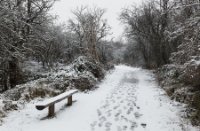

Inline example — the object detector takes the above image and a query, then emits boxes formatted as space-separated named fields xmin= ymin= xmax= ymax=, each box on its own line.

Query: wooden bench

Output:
xmin=35 ymin=89 xmax=78 ymax=117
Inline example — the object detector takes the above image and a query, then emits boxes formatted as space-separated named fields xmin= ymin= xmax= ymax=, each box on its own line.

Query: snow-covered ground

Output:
xmin=0 ymin=65 xmax=199 ymax=131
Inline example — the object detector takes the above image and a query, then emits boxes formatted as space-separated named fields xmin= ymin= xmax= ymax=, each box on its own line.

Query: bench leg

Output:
xmin=48 ymin=104 xmax=55 ymax=117
xmin=67 ymin=96 xmax=72 ymax=106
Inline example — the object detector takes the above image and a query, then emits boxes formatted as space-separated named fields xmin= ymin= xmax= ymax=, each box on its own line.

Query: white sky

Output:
xmin=51 ymin=0 xmax=143 ymax=40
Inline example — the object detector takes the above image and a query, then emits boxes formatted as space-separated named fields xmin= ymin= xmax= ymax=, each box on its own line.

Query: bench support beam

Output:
xmin=48 ymin=104 xmax=55 ymax=117
xmin=67 ymin=95 xmax=72 ymax=106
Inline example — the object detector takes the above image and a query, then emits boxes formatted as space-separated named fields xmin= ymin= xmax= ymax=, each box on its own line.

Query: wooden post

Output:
xmin=48 ymin=104 xmax=55 ymax=117
xmin=67 ymin=95 xmax=72 ymax=106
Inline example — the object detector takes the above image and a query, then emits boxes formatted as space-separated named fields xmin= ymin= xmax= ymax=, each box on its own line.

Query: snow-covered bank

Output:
xmin=0 ymin=65 xmax=199 ymax=131
xmin=134 ymin=69 xmax=198 ymax=131
xmin=0 ymin=56 xmax=106 ymax=119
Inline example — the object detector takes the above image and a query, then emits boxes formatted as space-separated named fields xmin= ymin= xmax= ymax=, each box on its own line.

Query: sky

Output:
xmin=51 ymin=0 xmax=143 ymax=41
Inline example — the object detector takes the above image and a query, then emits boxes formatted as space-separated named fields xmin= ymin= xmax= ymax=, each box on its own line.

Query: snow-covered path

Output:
xmin=0 ymin=65 xmax=198 ymax=131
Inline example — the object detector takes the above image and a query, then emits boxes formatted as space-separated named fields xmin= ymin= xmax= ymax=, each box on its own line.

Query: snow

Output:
xmin=36 ymin=89 xmax=78 ymax=106
xmin=23 ymin=61 xmax=44 ymax=73
xmin=0 ymin=65 xmax=199 ymax=131
xmin=194 ymin=60 xmax=200 ymax=65
xmin=134 ymin=70 xmax=196 ymax=131
xmin=187 ymin=58 xmax=200 ymax=66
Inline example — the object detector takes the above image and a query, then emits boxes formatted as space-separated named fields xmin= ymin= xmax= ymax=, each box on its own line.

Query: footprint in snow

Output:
xmin=115 ymin=112 xmax=120 ymax=118
xmin=121 ymin=116 xmax=129 ymax=122
xmin=90 ymin=121 xmax=97 ymax=131
xmin=105 ymin=122 xmax=112 ymax=131
xmin=127 ymin=109 xmax=131 ymax=115
xmin=97 ymin=109 xmax=102 ymax=116
xmin=115 ymin=116 xmax=119 ymax=121
xmin=122 ymin=125 xmax=128 ymax=131
xmin=134 ymin=112 xmax=143 ymax=119
xmin=141 ymin=123 xmax=147 ymax=128
xmin=107 ymin=112 xmax=111 ymax=117
xmin=105 ymin=122 xmax=112 ymax=127
xmin=101 ymin=104 xmax=108 ymax=109
xmin=130 ymin=122 xmax=138 ymax=129
xmin=99 ymin=116 xmax=107 ymax=123
xmin=113 ymin=105 xmax=119 ymax=110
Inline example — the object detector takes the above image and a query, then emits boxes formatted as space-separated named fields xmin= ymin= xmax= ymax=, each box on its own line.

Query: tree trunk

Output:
xmin=8 ymin=57 xmax=22 ymax=88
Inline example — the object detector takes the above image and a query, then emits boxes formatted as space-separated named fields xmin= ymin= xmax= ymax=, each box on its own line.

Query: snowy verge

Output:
xmin=0 ymin=56 xmax=110 ymax=124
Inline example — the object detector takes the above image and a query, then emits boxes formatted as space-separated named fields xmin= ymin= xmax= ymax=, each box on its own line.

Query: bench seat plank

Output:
xmin=36 ymin=89 xmax=78 ymax=110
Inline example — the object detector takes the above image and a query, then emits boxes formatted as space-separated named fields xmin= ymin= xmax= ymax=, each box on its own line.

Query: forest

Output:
xmin=0 ymin=0 xmax=117 ymax=92
xmin=120 ymin=0 xmax=200 ymax=125
xmin=0 ymin=0 xmax=200 ymax=130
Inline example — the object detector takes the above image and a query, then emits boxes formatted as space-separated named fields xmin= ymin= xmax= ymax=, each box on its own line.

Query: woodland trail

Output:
xmin=0 ymin=65 xmax=198 ymax=131
xmin=90 ymin=66 xmax=197 ymax=131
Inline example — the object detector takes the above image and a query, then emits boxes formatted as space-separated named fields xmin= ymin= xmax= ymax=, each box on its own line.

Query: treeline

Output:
xmin=0 ymin=1 xmax=114 ymax=92
xmin=120 ymin=0 xmax=200 ymax=68
xmin=120 ymin=0 xmax=200 ymax=124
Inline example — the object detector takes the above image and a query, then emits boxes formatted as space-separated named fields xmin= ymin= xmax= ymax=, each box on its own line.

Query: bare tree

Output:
xmin=33 ymin=24 xmax=69 ymax=67
xmin=120 ymin=0 xmax=171 ymax=68
xmin=0 ymin=0 xmax=57 ymax=91
xmin=68 ymin=6 xmax=111 ymax=61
